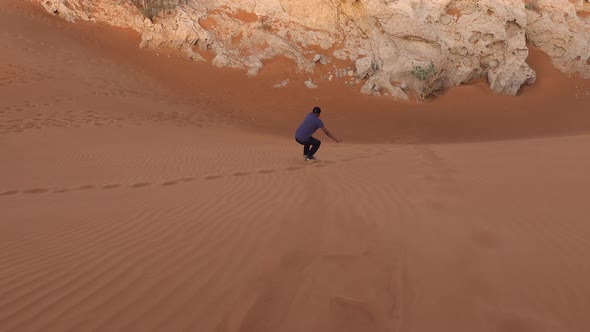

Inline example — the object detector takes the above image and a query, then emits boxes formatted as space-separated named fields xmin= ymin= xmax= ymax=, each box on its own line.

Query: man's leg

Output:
xmin=296 ymin=138 xmax=311 ymax=156
xmin=303 ymin=144 xmax=310 ymax=156
xmin=307 ymin=137 xmax=321 ymax=157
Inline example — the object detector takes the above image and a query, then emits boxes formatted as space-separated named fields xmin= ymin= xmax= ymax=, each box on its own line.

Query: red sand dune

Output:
xmin=2 ymin=1 xmax=590 ymax=331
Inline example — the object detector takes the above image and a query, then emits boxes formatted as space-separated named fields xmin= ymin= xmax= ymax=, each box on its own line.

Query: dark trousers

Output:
xmin=296 ymin=137 xmax=321 ymax=157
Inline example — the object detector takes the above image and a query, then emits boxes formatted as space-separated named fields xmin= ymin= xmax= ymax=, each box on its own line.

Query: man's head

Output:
xmin=312 ymin=106 xmax=321 ymax=117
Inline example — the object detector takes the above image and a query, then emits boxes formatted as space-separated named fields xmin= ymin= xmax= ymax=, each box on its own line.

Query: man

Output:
xmin=295 ymin=106 xmax=342 ymax=161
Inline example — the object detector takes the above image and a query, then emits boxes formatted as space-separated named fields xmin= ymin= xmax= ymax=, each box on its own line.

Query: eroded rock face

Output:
xmin=525 ymin=0 xmax=590 ymax=79
xmin=35 ymin=0 xmax=590 ymax=99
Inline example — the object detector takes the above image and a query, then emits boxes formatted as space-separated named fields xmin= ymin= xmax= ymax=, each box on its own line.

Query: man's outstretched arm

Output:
xmin=321 ymin=127 xmax=342 ymax=143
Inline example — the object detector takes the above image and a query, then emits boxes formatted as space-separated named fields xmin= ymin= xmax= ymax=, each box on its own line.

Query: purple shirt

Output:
xmin=295 ymin=113 xmax=324 ymax=142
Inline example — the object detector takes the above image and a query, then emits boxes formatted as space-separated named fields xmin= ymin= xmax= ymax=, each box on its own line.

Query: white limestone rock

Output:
xmin=33 ymin=0 xmax=590 ymax=97
xmin=304 ymin=79 xmax=318 ymax=89
xmin=274 ymin=79 xmax=290 ymax=88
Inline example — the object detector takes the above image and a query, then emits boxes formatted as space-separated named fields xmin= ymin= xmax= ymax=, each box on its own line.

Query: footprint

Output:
xmin=77 ymin=185 xmax=95 ymax=190
xmin=161 ymin=180 xmax=178 ymax=186
xmin=53 ymin=189 xmax=70 ymax=194
xmin=427 ymin=200 xmax=446 ymax=211
xmin=423 ymin=175 xmax=436 ymax=182
xmin=285 ymin=166 xmax=302 ymax=171
xmin=102 ymin=184 xmax=121 ymax=189
xmin=329 ymin=296 xmax=378 ymax=332
xmin=494 ymin=314 xmax=540 ymax=332
xmin=204 ymin=175 xmax=223 ymax=180
xmin=22 ymin=188 xmax=51 ymax=194
xmin=472 ymin=229 xmax=499 ymax=249
xmin=131 ymin=182 xmax=151 ymax=188
xmin=1 ymin=190 xmax=19 ymax=196
xmin=232 ymin=172 xmax=249 ymax=176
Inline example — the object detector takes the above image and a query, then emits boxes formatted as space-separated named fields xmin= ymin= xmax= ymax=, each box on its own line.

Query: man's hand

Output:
xmin=322 ymin=127 xmax=342 ymax=143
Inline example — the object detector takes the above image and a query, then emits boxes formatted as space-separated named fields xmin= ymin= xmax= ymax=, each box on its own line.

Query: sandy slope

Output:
xmin=2 ymin=1 xmax=590 ymax=331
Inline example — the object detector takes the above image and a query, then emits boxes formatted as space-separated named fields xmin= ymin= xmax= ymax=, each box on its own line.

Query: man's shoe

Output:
xmin=305 ymin=155 xmax=317 ymax=161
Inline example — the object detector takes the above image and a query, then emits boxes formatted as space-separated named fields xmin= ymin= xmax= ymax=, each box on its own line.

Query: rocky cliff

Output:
xmin=36 ymin=0 xmax=590 ymax=99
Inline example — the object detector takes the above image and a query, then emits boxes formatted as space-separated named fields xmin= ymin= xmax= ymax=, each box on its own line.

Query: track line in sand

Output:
xmin=0 ymin=145 xmax=395 ymax=197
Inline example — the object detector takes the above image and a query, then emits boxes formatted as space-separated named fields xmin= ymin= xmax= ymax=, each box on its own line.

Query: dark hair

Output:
xmin=312 ymin=106 xmax=321 ymax=114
